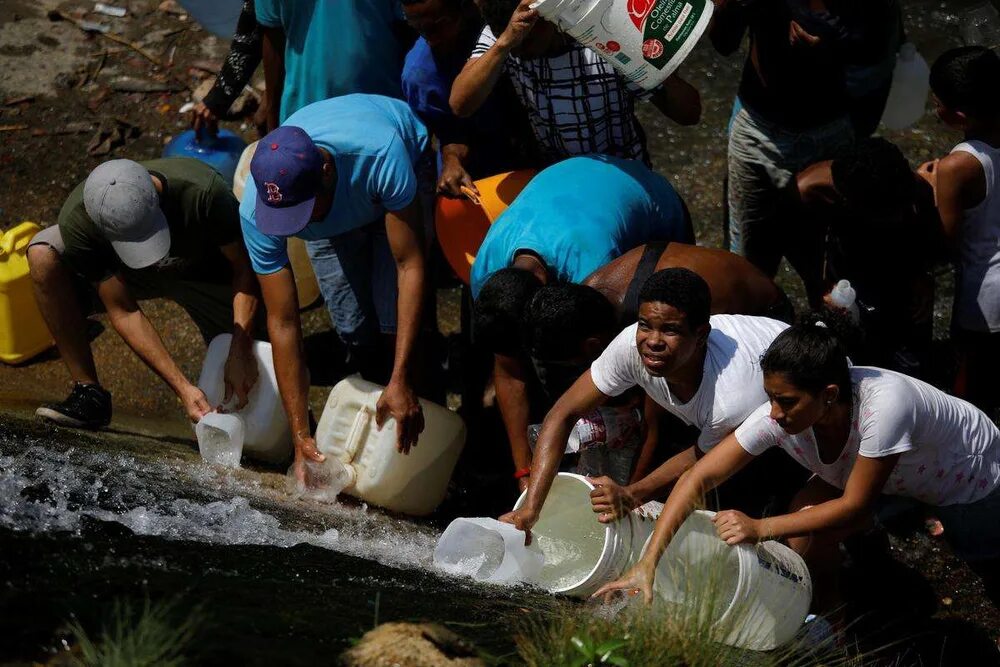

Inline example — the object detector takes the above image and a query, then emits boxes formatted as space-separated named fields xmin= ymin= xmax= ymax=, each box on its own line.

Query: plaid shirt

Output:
xmin=471 ymin=26 xmax=650 ymax=166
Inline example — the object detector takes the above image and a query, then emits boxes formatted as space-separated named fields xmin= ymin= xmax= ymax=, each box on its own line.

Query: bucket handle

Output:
xmin=459 ymin=185 xmax=482 ymax=206
xmin=0 ymin=222 xmax=40 ymax=257
xmin=343 ymin=405 xmax=372 ymax=462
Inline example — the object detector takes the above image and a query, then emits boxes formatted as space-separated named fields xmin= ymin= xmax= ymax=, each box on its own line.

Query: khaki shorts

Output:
xmin=30 ymin=226 xmax=263 ymax=343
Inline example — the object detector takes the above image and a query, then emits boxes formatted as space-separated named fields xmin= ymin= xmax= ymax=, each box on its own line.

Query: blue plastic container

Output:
xmin=162 ymin=129 xmax=247 ymax=185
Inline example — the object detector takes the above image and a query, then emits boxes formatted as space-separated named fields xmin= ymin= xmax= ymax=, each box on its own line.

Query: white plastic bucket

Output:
xmin=197 ymin=334 xmax=292 ymax=464
xmin=512 ymin=473 xmax=659 ymax=598
xmin=315 ymin=376 xmax=466 ymax=516
xmin=647 ymin=510 xmax=813 ymax=651
xmin=195 ymin=411 xmax=244 ymax=468
xmin=530 ymin=0 xmax=714 ymax=90
xmin=434 ymin=517 xmax=545 ymax=584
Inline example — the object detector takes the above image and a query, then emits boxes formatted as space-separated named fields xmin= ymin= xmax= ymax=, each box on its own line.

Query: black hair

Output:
xmin=930 ymin=46 xmax=1000 ymax=118
xmin=473 ymin=268 xmax=543 ymax=355
xmin=478 ymin=0 xmax=518 ymax=36
xmin=831 ymin=138 xmax=913 ymax=218
xmin=637 ymin=268 xmax=711 ymax=329
xmin=523 ymin=284 xmax=617 ymax=360
xmin=760 ymin=309 xmax=858 ymax=402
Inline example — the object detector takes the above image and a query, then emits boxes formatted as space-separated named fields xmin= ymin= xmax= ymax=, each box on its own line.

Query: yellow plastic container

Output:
xmin=0 ymin=222 xmax=54 ymax=364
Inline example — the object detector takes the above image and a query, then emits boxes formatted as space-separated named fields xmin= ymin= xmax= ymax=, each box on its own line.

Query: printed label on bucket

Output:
xmin=628 ymin=0 xmax=707 ymax=68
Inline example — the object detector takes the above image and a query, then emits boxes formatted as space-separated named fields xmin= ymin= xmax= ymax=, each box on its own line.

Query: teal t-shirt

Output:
xmin=470 ymin=156 xmax=688 ymax=297
xmin=255 ymin=0 xmax=405 ymax=122
xmin=240 ymin=95 xmax=429 ymax=274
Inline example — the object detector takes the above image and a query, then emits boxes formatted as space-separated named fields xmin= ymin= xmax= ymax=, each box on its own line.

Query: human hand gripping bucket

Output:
xmin=510 ymin=473 xmax=661 ymax=598
xmin=644 ymin=510 xmax=813 ymax=651
xmin=530 ymin=0 xmax=714 ymax=90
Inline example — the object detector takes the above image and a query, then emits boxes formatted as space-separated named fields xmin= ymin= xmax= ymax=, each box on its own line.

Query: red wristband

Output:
xmin=513 ymin=467 xmax=531 ymax=480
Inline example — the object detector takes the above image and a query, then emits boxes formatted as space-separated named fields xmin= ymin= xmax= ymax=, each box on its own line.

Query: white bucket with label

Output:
xmin=647 ymin=510 xmax=813 ymax=651
xmin=512 ymin=473 xmax=660 ymax=598
xmin=530 ymin=0 xmax=713 ymax=90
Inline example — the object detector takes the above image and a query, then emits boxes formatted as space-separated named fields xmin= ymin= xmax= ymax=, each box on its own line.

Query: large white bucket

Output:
xmin=513 ymin=473 xmax=659 ymax=598
xmin=196 ymin=334 xmax=292 ymax=464
xmin=530 ymin=0 xmax=714 ymax=90
xmin=648 ymin=510 xmax=812 ymax=651
xmin=315 ymin=377 xmax=466 ymax=516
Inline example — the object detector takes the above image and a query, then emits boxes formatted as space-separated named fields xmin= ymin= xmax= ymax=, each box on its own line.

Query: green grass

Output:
xmin=514 ymin=552 xmax=870 ymax=667
xmin=67 ymin=598 xmax=201 ymax=667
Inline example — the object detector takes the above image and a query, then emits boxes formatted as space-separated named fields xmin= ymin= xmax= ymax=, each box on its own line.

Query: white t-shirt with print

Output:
xmin=735 ymin=367 xmax=1000 ymax=506
xmin=591 ymin=314 xmax=789 ymax=452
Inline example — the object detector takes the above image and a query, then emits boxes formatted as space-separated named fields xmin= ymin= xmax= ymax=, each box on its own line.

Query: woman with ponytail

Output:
xmin=595 ymin=314 xmax=1000 ymax=615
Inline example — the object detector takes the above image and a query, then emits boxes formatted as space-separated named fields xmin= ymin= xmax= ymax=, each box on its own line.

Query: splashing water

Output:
xmin=0 ymin=445 xmax=440 ymax=572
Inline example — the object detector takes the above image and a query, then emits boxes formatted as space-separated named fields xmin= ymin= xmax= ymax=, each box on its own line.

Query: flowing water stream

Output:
xmin=0 ymin=415 xmax=559 ymax=663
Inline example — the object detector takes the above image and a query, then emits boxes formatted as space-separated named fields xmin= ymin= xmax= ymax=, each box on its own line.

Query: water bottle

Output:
xmin=829 ymin=279 xmax=860 ymax=324
xmin=529 ymin=407 xmax=642 ymax=484
xmin=162 ymin=129 xmax=247 ymax=184
xmin=880 ymin=43 xmax=930 ymax=131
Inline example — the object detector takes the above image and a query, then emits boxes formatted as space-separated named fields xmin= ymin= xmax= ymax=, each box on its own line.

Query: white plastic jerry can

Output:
xmin=315 ymin=376 xmax=467 ymax=516
xmin=880 ymin=43 xmax=930 ymax=131
xmin=197 ymin=334 xmax=293 ymax=464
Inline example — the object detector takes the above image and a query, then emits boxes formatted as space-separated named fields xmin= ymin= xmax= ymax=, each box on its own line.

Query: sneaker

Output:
xmin=36 ymin=382 xmax=112 ymax=429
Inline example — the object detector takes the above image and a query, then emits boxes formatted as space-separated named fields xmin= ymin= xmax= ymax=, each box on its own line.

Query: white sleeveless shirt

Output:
xmin=951 ymin=140 xmax=1000 ymax=332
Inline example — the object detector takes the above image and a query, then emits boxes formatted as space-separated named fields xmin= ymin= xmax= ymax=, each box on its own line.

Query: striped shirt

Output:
xmin=470 ymin=26 xmax=650 ymax=165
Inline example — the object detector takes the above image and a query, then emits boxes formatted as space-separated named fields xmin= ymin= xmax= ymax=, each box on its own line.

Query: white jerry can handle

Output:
xmin=343 ymin=405 xmax=373 ymax=461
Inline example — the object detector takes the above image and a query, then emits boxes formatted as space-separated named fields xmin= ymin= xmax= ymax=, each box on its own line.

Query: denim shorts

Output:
xmin=727 ymin=107 xmax=855 ymax=276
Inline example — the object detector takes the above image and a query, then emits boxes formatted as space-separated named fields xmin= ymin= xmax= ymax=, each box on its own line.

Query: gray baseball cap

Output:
xmin=83 ymin=159 xmax=170 ymax=269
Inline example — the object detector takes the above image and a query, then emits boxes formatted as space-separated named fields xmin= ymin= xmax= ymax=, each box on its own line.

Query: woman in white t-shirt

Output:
xmin=595 ymin=321 xmax=1000 ymax=614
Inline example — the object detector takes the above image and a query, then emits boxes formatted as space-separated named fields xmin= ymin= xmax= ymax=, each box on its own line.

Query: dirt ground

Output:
xmin=0 ymin=0 xmax=999 ymax=663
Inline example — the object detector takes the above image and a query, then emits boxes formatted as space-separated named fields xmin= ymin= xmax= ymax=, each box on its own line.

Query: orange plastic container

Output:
xmin=435 ymin=169 xmax=537 ymax=284
xmin=0 ymin=222 xmax=54 ymax=364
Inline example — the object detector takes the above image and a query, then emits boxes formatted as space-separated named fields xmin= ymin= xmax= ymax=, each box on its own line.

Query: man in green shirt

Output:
xmin=27 ymin=158 xmax=262 ymax=428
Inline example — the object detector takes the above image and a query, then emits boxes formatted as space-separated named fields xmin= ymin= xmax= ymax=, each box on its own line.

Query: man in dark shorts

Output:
xmin=28 ymin=158 xmax=262 ymax=428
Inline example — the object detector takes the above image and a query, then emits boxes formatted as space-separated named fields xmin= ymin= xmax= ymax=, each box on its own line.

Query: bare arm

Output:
xmin=630 ymin=396 xmax=663 ymax=484
xmin=499 ymin=370 xmax=610 ymax=541
xmin=648 ymin=72 xmax=701 ymax=126
xmin=258 ymin=266 xmax=322 ymax=466
xmin=745 ymin=454 xmax=897 ymax=543
xmin=437 ymin=143 xmax=478 ymax=198
xmin=261 ymin=26 xmax=285 ymax=132
xmin=593 ymin=432 xmax=755 ymax=602
xmin=97 ymin=275 xmax=210 ymax=421
xmin=377 ymin=199 xmax=427 ymax=453
xmin=450 ymin=0 xmax=537 ymax=117
xmin=494 ymin=353 xmax=535 ymax=485
xmin=628 ymin=445 xmax=699 ymax=504
xmin=219 ymin=241 xmax=261 ymax=408
xmin=933 ymin=152 xmax=986 ymax=246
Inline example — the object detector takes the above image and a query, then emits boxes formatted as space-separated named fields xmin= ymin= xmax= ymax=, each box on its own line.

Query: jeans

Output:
xmin=727 ymin=107 xmax=855 ymax=276
xmin=305 ymin=149 xmax=436 ymax=352
xmin=306 ymin=221 xmax=398 ymax=349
